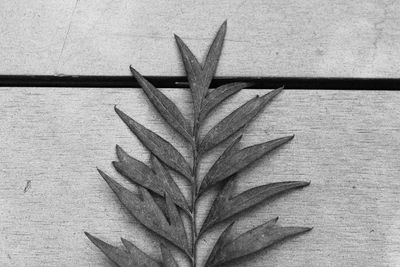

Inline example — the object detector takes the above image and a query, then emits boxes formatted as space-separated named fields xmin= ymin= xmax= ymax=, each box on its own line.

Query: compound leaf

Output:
xmin=199 ymin=87 xmax=283 ymax=153
xmin=207 ymin=217 xmax=311 ymax=266
xmin=199 ymin=135 xmax=294 ymax=195
xmin=112 ymin=145 xmax=190 ymax=214
xmin=115 ymin=106 xmax=192 ymax=182
xmin=84 ymin=233 xmax=160 ymax=267
xmin=200 ymin=179 xmax=310 ymax=235
xmin=97 ymin=170 xmax=191 ymax=256
xmin=199 ymin=82 xmax=252 ymax=122
xmin=130 ymin=66 xmax=193 ymax=143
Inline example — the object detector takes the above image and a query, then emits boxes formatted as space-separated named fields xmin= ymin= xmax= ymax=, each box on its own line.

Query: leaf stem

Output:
xmin=191 ymin=121 xmax=200 ymax=267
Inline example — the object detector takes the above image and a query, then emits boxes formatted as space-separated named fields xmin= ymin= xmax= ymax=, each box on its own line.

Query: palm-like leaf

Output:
xmin=87 ymin=21 xmax=311 ymax=267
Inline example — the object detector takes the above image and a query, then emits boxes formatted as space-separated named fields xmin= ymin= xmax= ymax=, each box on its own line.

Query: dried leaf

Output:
xmin=199 ymin=87 xmax=283 ymax=153
xmin=207 ymin=217 xmax=312 ymax=266
xmin=84 ymin=233 xmax=160 ymax=267
xmin=160 ymin=243 xmax=178 ymax=267
xmin=115 ymin=106 xmax=192 ymax=182
xmin=121 ymin=238 xmax=161 ymax=267
xmin=97 ymin=170 xmax=191 ymax=256
xmin=165 ymin=191 xmax=188 ymax=248
xmin=201 ymin=21 xmax=227 ymax=99
xmin=200 ymin=180 xmax=310 ymax=235
xmin=89 ymin=22 xmax=311 ymax=266
xmin=130 ymin=66 xmax=193 ymax=143
xmin=214 ymin=134 xmax=242 ymax=165
xmin=205 ymin=221 xmax=236 ymax=267
xmin=199 ymin=135 xmax=294 ymax=195
xmin=112 ymin=145 xmax=190 ymax=213
xmin=175 ymin=34 xmax=203 ymax=119
xmin=199 ymin=82 xmax=252 ymax=122
xmin=150 ymin=155 xmax=191 ymax=212
xmin=175 ymin=21 xmax=227 ymax=120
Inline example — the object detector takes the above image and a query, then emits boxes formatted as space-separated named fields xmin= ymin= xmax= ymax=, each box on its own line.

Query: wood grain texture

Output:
xmin=1 ymin=87 xmax=400 ymax=266
xmin=1 ymin=0 xmax=400 ymax=77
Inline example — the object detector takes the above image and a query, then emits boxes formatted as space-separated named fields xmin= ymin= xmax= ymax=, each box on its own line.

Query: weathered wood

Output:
xmin=1 ymin=0 xmax=400 ymax=77
xmin=1 ymin=87 xmax=400 ymax=266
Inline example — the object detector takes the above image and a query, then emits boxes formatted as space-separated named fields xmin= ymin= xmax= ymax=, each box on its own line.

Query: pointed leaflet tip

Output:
xmin=85 ymin=232 xmax=109 ymax=251
xmin=259 ymin=86 xmax=284 ymax=104
xmin=97 ymin=168 xmax=108 ymax=181
xmin=114 ymin=107 xmax=193 ymax=181
xmin=84 ymin=231 xmax=93 ymax=240
xmin=98 ymin=172 xmax=191 ymax=256
xmin=200 ymin=179 xmax=309 ymax=235
xmin=200 ymin=135 xmax=295 ymax=194
xmin=201 ymin=20 xmax=228 ymax=99
xmin=175 ymin=31 xmax=204 ymax=119
xmin=129 ymin=66 xmax=193 ymax=142
xmin=115 ymin=144 xmax=126 ymax=161
xmin=85 ymin=233 xmax=140 ymax=267
xmin=120 ymin=237 xmax=132 ymax=250
xmin=209 ymin=217 xmax=311 ymax=266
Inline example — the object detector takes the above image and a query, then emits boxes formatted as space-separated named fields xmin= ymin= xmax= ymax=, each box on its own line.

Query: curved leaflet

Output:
xmin=130 ymin=66 xmax=193 ymax=143
xmin=206 ymin=217 xmax=311 ymax=266
xmin=160 ymin=244 xmax=179 ymax=267
xmin=199 ymin=82 xmax=252 ymax=122
xmin=97 ymin=170 xmax=191 ymax=256
xmin=84 ymin=233 xmax=160 ymax=267
xmin=199 ymin=87 xmax=283 ymax=153
xmin=115 ymin=106 xmax=192 ymax=182
xmin=87 ymin=21 xmax=312 ymax=267
xmin=175 ymin=34 xmax=203 ymax=119
xmin=200 ymin=179 xmax=310 ymax=235
xmin=112 ymin=145 xmax=190 ymax=213
xmin=175 ymin=21 xmax=227 ymax=120
xmin=199 ymin=135 xmax=294 ymax=195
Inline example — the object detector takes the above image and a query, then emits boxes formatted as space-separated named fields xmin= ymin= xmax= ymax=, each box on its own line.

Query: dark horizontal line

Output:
xmin=0 ymin=75 xmax=399 ymax=90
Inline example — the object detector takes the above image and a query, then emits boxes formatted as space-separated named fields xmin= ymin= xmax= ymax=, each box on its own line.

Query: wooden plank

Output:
xmin=1 ymin=88 xmax=400 ymax=266
xmin=1 ymin=1 xmax=400 ymax=77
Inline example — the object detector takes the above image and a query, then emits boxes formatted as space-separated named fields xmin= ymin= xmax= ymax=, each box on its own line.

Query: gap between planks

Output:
xmin=1 ymin=75 xmax=400 ymax=90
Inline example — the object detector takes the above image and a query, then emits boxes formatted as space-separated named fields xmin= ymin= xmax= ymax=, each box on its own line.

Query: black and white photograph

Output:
xmin=1 ymin=1 xmax=400 ymax=266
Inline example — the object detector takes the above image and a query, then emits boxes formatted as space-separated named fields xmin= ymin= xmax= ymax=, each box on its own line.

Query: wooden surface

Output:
xmin=1 ymin=0 xmax=400 ymax=77
xmin=1 ymin=87 xmax=400 ymax=266
xmin=2 ymin=1 xmax=400 ymax=266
